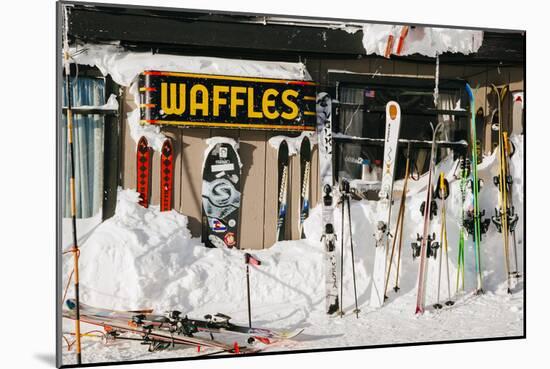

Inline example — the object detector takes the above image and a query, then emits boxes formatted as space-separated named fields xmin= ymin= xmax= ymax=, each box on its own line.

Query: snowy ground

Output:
xmin=61 ymin=136 xmax=524 ymax=366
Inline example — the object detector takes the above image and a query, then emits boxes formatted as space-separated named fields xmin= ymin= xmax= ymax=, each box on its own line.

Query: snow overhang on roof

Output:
xmin=69 ymin=44 xmax=312 ymax=87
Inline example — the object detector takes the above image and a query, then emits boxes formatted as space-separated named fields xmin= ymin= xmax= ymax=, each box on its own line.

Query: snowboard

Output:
xmin=316 ymin=93 xmax=339 ymax=315
xmin=160 ymin=138 xmax=174 ymax=212
xmin=201 ymin=141 xmax=242 ymax=249
xmin=276 ymin=140 xmax=290 ymax=242
xmin=299 ymin=136 xmax=312 ymax=238
xmin=370 ymin=101 xmax=402 ymax=308
xmin=136 ymin=136 xmax=152 ymax=208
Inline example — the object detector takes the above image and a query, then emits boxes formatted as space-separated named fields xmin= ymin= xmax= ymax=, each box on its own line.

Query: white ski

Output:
xmin=317 ymin=93 xmax=339 ymax=315
xmin=370 ymin=101 xmax=402 ymax=308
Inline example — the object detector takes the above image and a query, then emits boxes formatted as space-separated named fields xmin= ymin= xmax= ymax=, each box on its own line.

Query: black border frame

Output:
xmin=55 ymin=1 xmax=527 ymax=368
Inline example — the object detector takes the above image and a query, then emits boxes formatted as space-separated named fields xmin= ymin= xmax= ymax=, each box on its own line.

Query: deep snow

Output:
xmin=61 ymin=136 xmax=524 ymax=366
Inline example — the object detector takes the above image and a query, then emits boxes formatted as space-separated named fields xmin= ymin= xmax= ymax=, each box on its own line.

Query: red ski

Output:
xmin=160 ymin=139 xmax=174 ymax=212
xmin=136 ymin=136 xmax=152 ymax=208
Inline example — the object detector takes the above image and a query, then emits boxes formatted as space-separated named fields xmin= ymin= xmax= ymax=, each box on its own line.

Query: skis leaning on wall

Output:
xmin=316 ymin=92 xmax=339 ymax=315
xmin=299 ymin=136 xmax=312 ymax=238
xmin=276 ymin=140 xmax=290 ymax=242
xmin=413 ymin=121 xmax=443 ymax=314
xmin=370 ymin=101 xmax=402 ymax=308
xmin=136 ymin=136 xmax=152 ymax=208
xmin=491 ymin=84 xmax=520 ymax=293
xmin=160 ymin=138 xmax=174 ymax=212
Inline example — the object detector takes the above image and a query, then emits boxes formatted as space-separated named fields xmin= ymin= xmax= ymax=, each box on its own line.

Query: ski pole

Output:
xmin=339 ymin=182 xmax=345 ymax=317
xmin=63 ymin=6 xmax=82 ymax=364
xmin=244 ymin=253 xmax=261 ymax=328
xmin=345 ymin=189 xmax=360 ymax=318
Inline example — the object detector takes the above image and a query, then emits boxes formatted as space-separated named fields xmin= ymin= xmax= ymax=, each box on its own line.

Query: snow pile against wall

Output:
xmin=362 ymin=24 xmax=483 ymax=58
xmin=64 ymin=136 xmax=522 ymax=321
xmin=69 ymin=44 xmax=312 ymax=151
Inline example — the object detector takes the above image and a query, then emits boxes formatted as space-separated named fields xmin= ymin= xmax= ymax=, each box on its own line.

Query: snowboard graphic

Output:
xmin=136 ymin=136 xmax=152 ymax=208
xmin=299 ymin=136 xmax=311 ymax=238
xmin=160 ymin=139 xmax=174 ymax=212
xmin=276 ymin=140 xmax=290 ymax=242
xmin=201 ymin=142 xmax=242 ymax=248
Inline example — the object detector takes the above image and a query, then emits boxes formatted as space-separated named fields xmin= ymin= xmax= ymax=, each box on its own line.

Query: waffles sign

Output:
xmin=139 ymin=71 xmax=316 ymax=131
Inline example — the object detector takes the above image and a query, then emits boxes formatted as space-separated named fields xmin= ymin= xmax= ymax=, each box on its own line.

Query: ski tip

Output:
xmin=465 ymin=83 xmax=474 ymax=100
xmin=415 ymin=306 xmax=424 ymax=315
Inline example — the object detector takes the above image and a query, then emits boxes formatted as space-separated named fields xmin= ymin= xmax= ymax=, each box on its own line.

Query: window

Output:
xmin=332 ymin=73 xmax=469 ymax=182
xmin=62 ymin=76 xmax=106 ymax=218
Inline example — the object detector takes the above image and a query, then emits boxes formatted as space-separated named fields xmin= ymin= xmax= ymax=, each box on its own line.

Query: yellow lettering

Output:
xmin=281 ymin=90 xmax=299 ymax=120
xmin=230 ymin=86 xmax=247 ymax=118
xmin=262 ymin=89 xmax=279 ymax=120
xmin=161 ymin=82 xmax=186 ymax=115
xmin=190 ymin=84 xmax=209 ymax=116
xmin=213 ymin=85 xmax=229 ymax=116
xmin=247 ymin=87 xmax=263 ymax=119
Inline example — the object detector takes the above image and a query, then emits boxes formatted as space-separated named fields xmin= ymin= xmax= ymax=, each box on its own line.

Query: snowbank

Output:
xmin=63 ymin=136 xmax=523 ymax=323
xmin=362 ymin=24 xmax=483 ymax=58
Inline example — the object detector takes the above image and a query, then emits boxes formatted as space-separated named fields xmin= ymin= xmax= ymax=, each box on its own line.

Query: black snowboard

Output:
xmin=201 ymin=142 xmax=242 ymax=248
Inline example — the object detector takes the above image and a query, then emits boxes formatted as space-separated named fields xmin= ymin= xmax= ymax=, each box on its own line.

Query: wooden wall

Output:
xmin=120 ymin=57 xmax=523 ymax=250
xmin=121 ymin=86 xmax=320 ymax=250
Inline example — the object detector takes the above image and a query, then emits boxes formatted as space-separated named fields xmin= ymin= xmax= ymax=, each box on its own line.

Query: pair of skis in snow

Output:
xmin=490 ymin=84 xmax=520 ymax=293
xmin=136 ymin=137 xmax=174 ymax=211
xmin=317 ymin=94 xmax=402 ymax=314
xmin=63 ymin=299 xmax=302 ymax=354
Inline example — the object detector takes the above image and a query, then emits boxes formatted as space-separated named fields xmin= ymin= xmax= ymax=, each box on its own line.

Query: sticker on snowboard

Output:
xmin=201 ymin=142 xmax=241 ymax=248
xmin=136 ymin=136 xmax=152 ymax=208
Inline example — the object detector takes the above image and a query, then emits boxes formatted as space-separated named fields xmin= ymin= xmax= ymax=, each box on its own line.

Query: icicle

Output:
xmin=433 ymin=54 xmax=440 ymax=108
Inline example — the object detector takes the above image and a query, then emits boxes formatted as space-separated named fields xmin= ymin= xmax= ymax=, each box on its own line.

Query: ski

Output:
xmin=276 ymin=140 xmax=290 ymax=242
xmin=413 ymin=121 xmax=444 ymax=314
xmin=299 ymin=136 xmax=312 ymax=238
xmin=65 ymin=299 xmax=302 ymax=342
xmin=136 ymin=136 xmax=152 ymax=208
xmin=433 ymin=172 xmax=454 ymax=308
xmin=160 ymin=138 xmax=174 ymax=212
xmin=466 ymin=84 xmax=485 ymax=295
xmin=316 ymin=93 xmax=339 ymax=315
xmin=455 ymin=156 xmax=469 ymax=293
xmin=371 ymin=101 xmax=402 ymax=308
xmin=491 ymin=85 xmax=519 ymax=292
